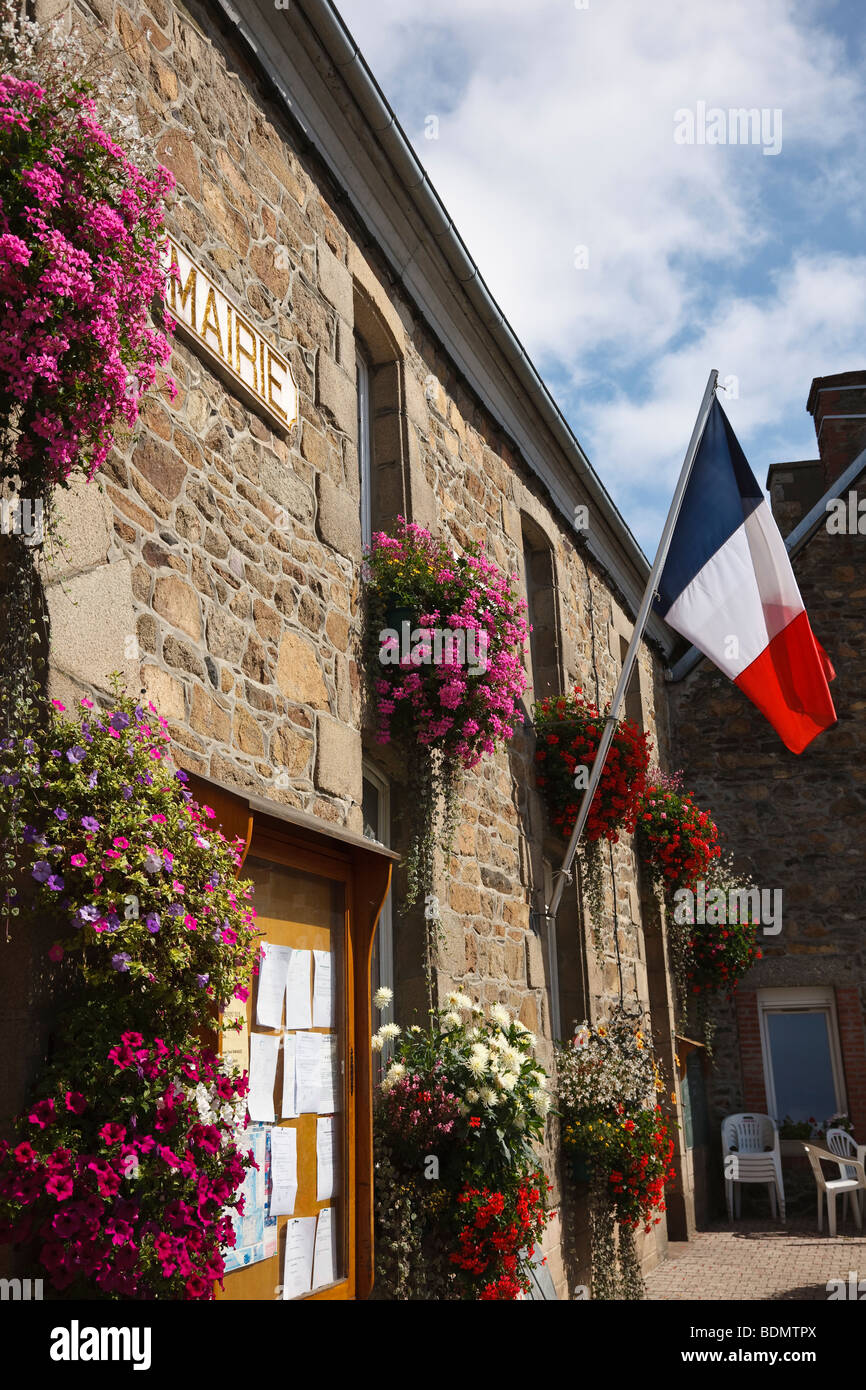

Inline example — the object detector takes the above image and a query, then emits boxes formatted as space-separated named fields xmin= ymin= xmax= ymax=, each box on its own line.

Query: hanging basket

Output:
xmin=532 ymin=689 xmax=649 ymax=843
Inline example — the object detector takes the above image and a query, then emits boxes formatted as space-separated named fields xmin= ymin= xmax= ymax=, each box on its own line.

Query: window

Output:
xmin=353 ymin=282 xmax=411 ymax=535
xmin=362 ymin=766 xmax=393 ymax=1043
xmin=521 ymin=517 xmax=561 ymax=699
xmin=618 ymin=634 xmax=644 ymax=730
xmin=758 ymin=988 xmax=846 ymax=1127
xmin=356 ymin=347 xmax=373 ymax=550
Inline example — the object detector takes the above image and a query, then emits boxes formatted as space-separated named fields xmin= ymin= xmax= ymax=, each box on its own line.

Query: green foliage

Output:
xmin=0 ymin=682 xmax=259 ymax=1041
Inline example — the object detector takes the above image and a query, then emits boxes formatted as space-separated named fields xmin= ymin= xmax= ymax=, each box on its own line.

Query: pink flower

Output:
xmin=69 ymin=853 xmax=87 ymax=867
xmin=45 ymin=1173 xmax=74 ymax=1201
xmin=98 ymin=1122 xmax=126 ymax=1146
xmin=28 ymin=1098 xmax=55 ymax=1128
xmin=48 ymin=943 xmax=64 ymax=962
xmin=65 ymin=1091 xmax=86 ymax=1114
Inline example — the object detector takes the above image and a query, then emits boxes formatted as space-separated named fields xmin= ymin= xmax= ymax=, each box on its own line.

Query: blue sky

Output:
xmin=337 ymin=0 xmax=866 ymax=556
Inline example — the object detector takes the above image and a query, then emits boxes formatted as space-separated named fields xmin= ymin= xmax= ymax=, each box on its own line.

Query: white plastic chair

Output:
xmin=721 ymin=1113 xmax=786 ymax=1222
xmin=804 ymin=1144 xmax=865 ymax=1236
xmin=822 ymin=1128 xmax=861 ymax=1228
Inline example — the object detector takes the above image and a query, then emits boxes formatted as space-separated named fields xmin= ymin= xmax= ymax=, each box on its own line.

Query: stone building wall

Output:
xmin=13 ymin=0 xmax=689 ymax=1293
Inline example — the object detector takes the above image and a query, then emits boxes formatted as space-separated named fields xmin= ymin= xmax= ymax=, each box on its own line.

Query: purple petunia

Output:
xmin=46 ymin=875 xmax=64 ymax=892
xmin=0 ymin=772 xmax=20 ymax=787
xmin=53 ymin=807 xmax=67 ymax=821
xmin=109 ymin=712 xmax=130 ymax=731
xmin=22 ymin=826 xmax=42 ymax=844
xmin=66 ymin=746 xmax=86 ymax=764
xmin=143 ymin=853 xmax=162 ymax=875
xmin=120 ymin=785 xmax=133 ymax=801
xmin=166 ymin=903 xmax=184 ymax=917
xmin=87 ymin=770 xmax=98 ymax=789
xmin=195 ymin=974 xmax=209 ymax=988
xmin=144 ymin=914 xmax=160 ymax=934
xmin=31 ymin=861 xmax=52 ymax=883
xmin=81 ymin=817 xmax=99 ymax=833
xmin=111 ymin=954 xmax=131 ymax=972
xmin=76 ymin=904 xmax=100 ymax=924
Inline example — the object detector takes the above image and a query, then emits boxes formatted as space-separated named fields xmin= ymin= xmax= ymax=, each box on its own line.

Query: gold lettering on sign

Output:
xmin=234 ymin=311 xmax=258 ymax=394
xmin=161 ymin=236 xmax=297 ymax=432
xmin=200 ymin=286 xmax=223 ymax=356
xmin=267 ymin=352 xmax=288 ymax=420
xmin=168 ymin=250 xmax=197 ymax=328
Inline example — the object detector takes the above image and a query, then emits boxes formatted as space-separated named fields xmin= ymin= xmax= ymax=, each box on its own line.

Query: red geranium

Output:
xmin=636 ymin=783 xmax=720 ymax=895
xmin=532 ymin=689 xmax=650 ymax=842
xmin=450 ymin=1174 xmax=553 ymax=1299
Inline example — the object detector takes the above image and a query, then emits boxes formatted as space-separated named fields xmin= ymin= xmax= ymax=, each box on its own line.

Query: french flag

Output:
xmin=654 ymin=398 xmax=836 ymax=753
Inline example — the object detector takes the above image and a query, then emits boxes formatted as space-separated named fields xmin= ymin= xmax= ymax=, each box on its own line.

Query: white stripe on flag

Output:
xmin=664 ymin=500 xmax=804 ymax=679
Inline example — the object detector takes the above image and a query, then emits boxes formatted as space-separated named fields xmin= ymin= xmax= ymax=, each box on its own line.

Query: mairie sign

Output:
xmin=162 ymin=237 xmax=298 ymax=432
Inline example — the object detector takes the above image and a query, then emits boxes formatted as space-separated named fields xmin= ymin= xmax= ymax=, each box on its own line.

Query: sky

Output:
xmin=336 ymin=0 xmax=866 ymax=557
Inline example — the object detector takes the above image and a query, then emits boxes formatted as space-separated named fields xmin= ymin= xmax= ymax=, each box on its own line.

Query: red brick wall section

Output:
xmin=736 ymin=991 xmax=769 ymax=1114
xmin=835 ymin=987 xmax=866 ymax=1141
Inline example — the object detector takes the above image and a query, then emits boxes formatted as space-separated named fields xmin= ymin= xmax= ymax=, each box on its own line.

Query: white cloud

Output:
xmin=336 ymin=0 xmax=866 ymax=550
xmin=583 ymin=254 xmax=866 ymax=544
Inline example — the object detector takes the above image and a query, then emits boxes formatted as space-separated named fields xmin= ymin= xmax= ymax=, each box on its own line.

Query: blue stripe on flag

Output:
xmin=653 ymin=398 xmax=764 ymax=617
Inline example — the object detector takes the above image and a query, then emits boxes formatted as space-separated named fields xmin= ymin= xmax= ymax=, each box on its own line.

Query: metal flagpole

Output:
xmin=546 ymin=368 xmax=719 ymax=922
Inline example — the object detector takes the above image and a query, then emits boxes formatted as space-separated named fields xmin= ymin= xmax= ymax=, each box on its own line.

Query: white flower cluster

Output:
xmin=372 ymin=986 xmax=401 ymax=1054
xmin=373 ymin=988 xmax=551 ymax=1119
xmin=558 ymin=1015 xmax=658 ymax=1114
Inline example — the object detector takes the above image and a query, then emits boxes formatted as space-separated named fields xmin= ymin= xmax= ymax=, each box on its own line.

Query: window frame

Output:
xmin=362 ymin=763 xmax=393 ymax=1010
xmin=757 ymin=986 xmax=847 ymax=1125
xmin=356 ymin=345 xmax=373 ymax=550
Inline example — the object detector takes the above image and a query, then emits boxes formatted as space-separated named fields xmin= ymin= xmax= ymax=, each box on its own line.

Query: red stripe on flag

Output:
xmin=734 ymin=610 xmax=837 ymax=754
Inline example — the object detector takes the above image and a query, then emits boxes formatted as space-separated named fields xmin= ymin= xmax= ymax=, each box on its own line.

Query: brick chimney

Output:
xmin=807 ymin=370 xmax=866 ymax=487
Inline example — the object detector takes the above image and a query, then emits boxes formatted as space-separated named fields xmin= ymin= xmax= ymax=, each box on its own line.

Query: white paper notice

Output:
xmin=312 ymin=1206 xmax=337 ymax=1290
xmin=316 ymin=1117 xmax=336 ymax=1201
xmin=247 ymin=1032 xmax=280 ymax=1122
xmin=295 ymin=1031 xmax=324 ymax=1114
xmin=312 ymin=950 xmax=334 ymax=1028
xmin=269 ymin=1126 xmax=298 ymax=1216
xmin=255 ymin=942 xmax=292 ymax=1029
xmin=321 ymin=1035 xmax=341 ymax=1115
xmin=285 ymin=949 xmax=312 ymax=1030
xmin=282 ymin=1216 xmax=316 ymax=1301
xmin=281 ymin=1033 xmax=298 ymax=1119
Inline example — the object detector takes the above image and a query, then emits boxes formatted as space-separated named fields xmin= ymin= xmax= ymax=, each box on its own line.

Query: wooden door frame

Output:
xmin=187 ymin=776 xmax=393 ymax=1301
